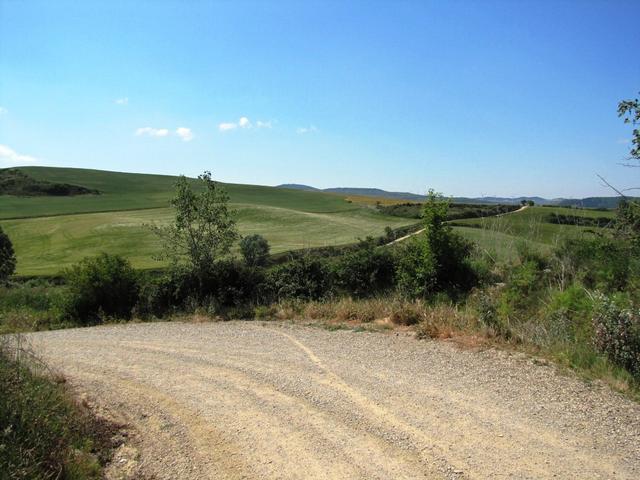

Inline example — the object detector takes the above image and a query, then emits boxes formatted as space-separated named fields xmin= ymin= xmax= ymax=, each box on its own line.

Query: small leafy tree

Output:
xmin=0 ymin=226 xmax=16 ymax=281
xmin=396 ymin=189 xmax=476 ymax=297
xmin=240 ymin=234 xmax=270 ymax=267
xmin=151 ymin=171 xmax=239 ymax=282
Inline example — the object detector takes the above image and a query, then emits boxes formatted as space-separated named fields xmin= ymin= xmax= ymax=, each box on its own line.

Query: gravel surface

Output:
xmin=26 ymin=321 xmax=640 ymax=479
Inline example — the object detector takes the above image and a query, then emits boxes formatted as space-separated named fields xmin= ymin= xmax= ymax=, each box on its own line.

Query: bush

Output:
xmin=267 ymin=256 xmax=333 ymax=301
xmin=553 ymin=237 xmax=634 ymax=292
xmin=62 ymin=254 xmax=139 ymax=324
xmin=137 ymin=261 xmax=265 ymax=317
xmin=395 ymin=191 xmax=478 ymax=298
xmin=333 ymin=238 xmax=395 ymax=297
xmin=240 ymin=234 xmax=270 ymax=267
xmin=592 ymin=296 xmax=640 ymax=378
xmin=0 ymin=281 xmax=66 ymax=333
xmin=545 ymin=285 xmax=593 ymax=344
xmin=0 ymin=226 xmax=16 ymax=282
xmin=395 ymin=237 xmax=437 ymax=298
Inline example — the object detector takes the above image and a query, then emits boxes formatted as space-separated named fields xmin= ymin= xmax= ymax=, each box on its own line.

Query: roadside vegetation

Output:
xmin=0 ymin=337 xmax=116 ymax=479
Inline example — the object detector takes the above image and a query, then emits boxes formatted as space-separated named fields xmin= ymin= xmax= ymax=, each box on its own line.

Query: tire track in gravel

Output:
xmin=26 ymin=321 xmax=640 ymax=479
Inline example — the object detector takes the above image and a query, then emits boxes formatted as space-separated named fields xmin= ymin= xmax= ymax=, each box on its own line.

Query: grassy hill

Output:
xmin=2 ymin=167 xmax=355 ymax=220
xmin=1 ymin=167 xmax=416 ymax=275
xmin=452 ymin=206 xmax=616 ymax=261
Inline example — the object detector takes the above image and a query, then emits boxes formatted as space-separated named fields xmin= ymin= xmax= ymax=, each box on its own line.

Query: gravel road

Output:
xmin=27 ymin=321 xmax=640 ymax=479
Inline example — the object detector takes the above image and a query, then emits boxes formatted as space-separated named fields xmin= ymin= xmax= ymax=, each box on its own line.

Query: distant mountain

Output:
xmin=556 ymin=197 xmax=638 ymax=209
xmin=276 ymin=184 xmax=628 ymax=209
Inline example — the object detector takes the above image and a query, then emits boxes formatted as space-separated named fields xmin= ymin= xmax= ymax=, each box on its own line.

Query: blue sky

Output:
xmin=1 ymin=0 xmax=638 ymax=198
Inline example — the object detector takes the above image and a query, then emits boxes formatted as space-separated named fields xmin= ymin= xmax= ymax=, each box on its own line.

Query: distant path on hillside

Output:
xmin=387 ymin=204 xmax=529 ymax=245
xmin=28 ymin=322 xmax=639 ymax=479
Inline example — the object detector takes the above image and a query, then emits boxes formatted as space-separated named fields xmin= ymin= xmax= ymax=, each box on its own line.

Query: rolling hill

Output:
xmin=0 ymin=167 xmax=417 ymax=275
xmin=277 ymin=184 xmax=631 ymax=208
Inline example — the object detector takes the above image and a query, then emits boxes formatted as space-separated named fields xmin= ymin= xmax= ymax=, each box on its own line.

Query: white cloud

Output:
xmin=0 ymin=107 xmax=7 ymax=115
xmin=218 ymin=122 xmax=238 ymax=131
xmin=0 ymin=144 xmax=40 ymax=167
xmin=115 ymin=97 xmax=129 ymax=105
xmin=135 ymin=127 xmax=169 ymax=137
xmin=256 ymin=120 xmax=272 ymax=129
xmin=218 ymin=116 xmax=259 ymax=132
xmin=296 ymin=125 xmax=318 ymax=134
xmin=176 ymin=127 xmax=194 ymax=142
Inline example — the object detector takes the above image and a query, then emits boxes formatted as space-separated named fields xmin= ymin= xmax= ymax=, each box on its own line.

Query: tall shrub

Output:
xmin=63 ymin=254 xmax=139 ymax=324
xmin=334 ymin=238 xmax=395 ymax=297
xmin=0 ymin=226 xmax=16 ymax=282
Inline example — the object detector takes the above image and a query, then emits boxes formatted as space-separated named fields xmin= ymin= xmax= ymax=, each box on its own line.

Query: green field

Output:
xmin=452 ymin=206 xmax=615 ymax=261
xmin=0 ymin=167 xmax=617 ymax=275
xmin=0 ymin=167 xmax=416 ymax=275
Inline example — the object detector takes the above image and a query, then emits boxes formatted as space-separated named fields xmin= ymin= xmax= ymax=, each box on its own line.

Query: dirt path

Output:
xmin=27 ymin=322 xmax=639 ymax=479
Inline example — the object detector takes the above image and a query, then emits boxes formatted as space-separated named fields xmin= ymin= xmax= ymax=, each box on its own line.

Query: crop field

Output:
xmin=0 ymin=167 xmax=416 ymax=275
xmin=452 ymin=206 xmax=615 ymax=261
xmin=0 ymin=167 xmax=618 ymax=275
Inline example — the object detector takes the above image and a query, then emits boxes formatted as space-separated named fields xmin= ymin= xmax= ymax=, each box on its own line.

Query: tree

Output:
xmin=396 ymin=189 xmax=476 ymax=297
xmin=151 ymin=171 xmax=239 ymax=281
xmin=240 ymin=234 xmax=270 ymax=267
xmin=614 ymin=93 xmax=640 ymax=244
xmin=618 ymin=93 xmax=640 ymax=164
xmin=0 ymin=226 xmax=16 ymax=281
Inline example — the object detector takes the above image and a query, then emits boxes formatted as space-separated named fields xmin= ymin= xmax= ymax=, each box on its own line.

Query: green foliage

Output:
xmin=151 ymin=171 xmax=239 ymax=280
xmin=379 ymin=201 xmax=519 ymax=220
xmin=593 ymin=295 xmax=640 ymax=378
xmin=422 ymin=189 xmax=449 ymax=231
xmin=0 ymin=226 xmax=16 ymax=282
xmin=0 ymin=349 xmax=101 ymax=479
xmin=0 ymin=168 xmax=99 ymax=197
xmin=553 ymin=237 xmax=635 ymax=292
xmin=546 ymin=213 xmax=613 ymax=228
xmin=62 ymin=254 xmax=139 ymax=324
xmin=615 ymin=199 xmax=640 ymax=248
xmin=240 ymin=234 xmax=270 ymax=267
xmin=476 ymin=291 xmax=507 ymax=335
xmin=0 ymin=281 xmax=66 ymax=334
xmin=396 ymin=190 xmax=477 ymax=298
xmin=267 ymin=256 xmax=333 ymax=301
xmin=618 ymin=92 xmax=639 ymax=161
xmin=395 ymin=237 xmax=436 ymax=298
xmin=136 ymin=260 xmax=265 ymax=317
xmin=545 ymin=284 xmax=594 ymax=344
xmin=333 ymin=238 xmax=395 ymax=297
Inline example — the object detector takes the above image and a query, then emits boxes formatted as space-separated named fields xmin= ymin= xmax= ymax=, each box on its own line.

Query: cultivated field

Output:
xmin=452 ymin=206 xmax=615 ymax=261
xmin=1 ymin=167 xmax=415 ymax=275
